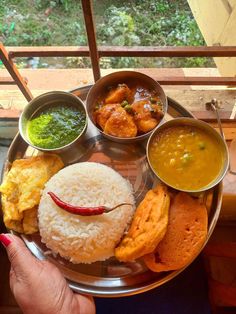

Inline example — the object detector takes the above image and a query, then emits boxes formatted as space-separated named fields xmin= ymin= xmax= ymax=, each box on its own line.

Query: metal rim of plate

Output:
xmin=1 ymin=85 xmax=223 ymax=297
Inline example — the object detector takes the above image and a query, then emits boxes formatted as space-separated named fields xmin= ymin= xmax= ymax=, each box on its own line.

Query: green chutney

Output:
xmin=27 ymin=105 xmax=86 ymax=149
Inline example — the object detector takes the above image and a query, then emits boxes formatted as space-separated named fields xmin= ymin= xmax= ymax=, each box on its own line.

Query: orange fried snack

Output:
xmin=115 ymin=184 xmax=170 ymax=262
xmin=143 ymin=192 xmax=208 ymax=272
xmin=0 ymin=154 xmax=64 ymax=234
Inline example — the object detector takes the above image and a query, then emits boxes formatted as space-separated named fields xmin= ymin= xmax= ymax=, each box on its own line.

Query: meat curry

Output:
xmin=93 ymin=82 xmax=164 ymax=138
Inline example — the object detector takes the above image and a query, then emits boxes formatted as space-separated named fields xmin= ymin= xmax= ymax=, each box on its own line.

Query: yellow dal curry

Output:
xmin=149 ymin=126 xmax=224 ymax=191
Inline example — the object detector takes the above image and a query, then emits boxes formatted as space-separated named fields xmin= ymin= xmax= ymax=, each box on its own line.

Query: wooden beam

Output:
xmin=98 ymin=46 xmax=236 ymax=57
xmin=81 ymin=0 xmax=101 ymax=81
xmin=158 ymin=77 xmax=236 ymax=85
xmin=8 ymin=46 xmax=90 ymax=58
xmin=0 ymin=76 xmax=27 ymax=85
xmin=0 ymin=44 xmax=33 ymax=101
xmin=0 ymin=77 xmax=16 ymax=85
xmin=8 ymin=46 xmax=236 ymax=58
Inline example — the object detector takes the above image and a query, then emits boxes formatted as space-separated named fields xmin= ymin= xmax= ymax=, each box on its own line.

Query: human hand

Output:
xmin=0 ymin=233 xmax=95 ymax=314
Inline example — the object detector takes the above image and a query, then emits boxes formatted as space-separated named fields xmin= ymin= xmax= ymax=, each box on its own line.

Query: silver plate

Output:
xmin=1 ymin=85 xmax=222 ymax=297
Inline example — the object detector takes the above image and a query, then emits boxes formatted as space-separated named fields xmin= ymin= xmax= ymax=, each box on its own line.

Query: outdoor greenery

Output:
xmin=0 ymin=0 xmax=214 ymax=69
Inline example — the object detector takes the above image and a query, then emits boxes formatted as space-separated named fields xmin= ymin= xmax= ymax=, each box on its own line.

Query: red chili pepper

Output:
xmin=47 ymin=192 xmax=106 ymax=216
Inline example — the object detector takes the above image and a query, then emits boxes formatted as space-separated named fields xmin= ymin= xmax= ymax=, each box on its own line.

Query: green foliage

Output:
xmin=0 ymin=0 xmax=86 ymax=46
xmin=35 ymin=0 xmax=71 ymax=11
xmin=0 ymin=0 xmax=214 ymax=68
xmin=98 ymin=6 xmax=140 ymax=46
xmin=96 ymin=0 xmax=213 ymax=68
xmin=65 ymin=57 xmax=91 ymax=68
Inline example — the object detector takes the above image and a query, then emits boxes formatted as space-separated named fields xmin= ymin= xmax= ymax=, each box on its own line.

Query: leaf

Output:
xmin=9 ymin=22 xmax=15 ymax=32
xmin=112 ymin=35 xmax=125 ymax=46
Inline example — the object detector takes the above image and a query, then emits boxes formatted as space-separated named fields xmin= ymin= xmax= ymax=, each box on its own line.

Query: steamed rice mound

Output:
xmin=38 ymin=162 xmax=135 ymax=264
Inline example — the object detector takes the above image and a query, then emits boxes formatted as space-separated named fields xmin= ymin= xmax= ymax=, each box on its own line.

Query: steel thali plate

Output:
xmin=1 ymin=85 xmax=223 ymax=297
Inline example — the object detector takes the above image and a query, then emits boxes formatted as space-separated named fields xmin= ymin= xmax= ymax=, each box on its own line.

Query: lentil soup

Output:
xmin=148 ymin=126 xmax=224 ymax=191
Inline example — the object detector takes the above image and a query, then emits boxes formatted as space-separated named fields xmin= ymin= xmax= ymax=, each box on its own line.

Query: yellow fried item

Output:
xmin=1 ymin=194 xmax=23 ymax=233
xmin=23 ymin=207 xmax=38 ymax=234
xmin=115 ymin=184 xmax=170 ymax=262
xmin=0 ymin=154 xmax=64 ymax=234
xmin=104 ymin=107 xmax=137 ymax=138
xmin=143 ymin=192 xmax=208 ymax=272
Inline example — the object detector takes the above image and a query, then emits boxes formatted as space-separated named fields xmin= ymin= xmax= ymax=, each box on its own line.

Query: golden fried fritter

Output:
xmin=104 ymin=107 xmax=137 ymax=138
xmin=105 ymin=84 xmax=133 ymax=104
xmin=115 ymin=185 xmax=170 ymax=262
xmin=132 ymin=100 xmax=163 ymax=133
xmin=94 ymin=103 xmax=120 ymax=130
xmin=143 ymin=192 xmax=208 ymax=272
xmin=1 ymin=193 xmax=23 ymax=233
xmin=0 ymin=154 xmax=64 ymax=234
xmin=23 ymin=207 xmax=38 ymax=234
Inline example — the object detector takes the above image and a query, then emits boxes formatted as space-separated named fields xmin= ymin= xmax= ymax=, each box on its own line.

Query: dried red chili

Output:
xmin=47 ymin=192 xmax=106 ymax=216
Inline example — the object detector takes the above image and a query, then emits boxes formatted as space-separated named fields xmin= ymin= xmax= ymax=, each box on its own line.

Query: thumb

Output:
xmin=74 ymin=294 xmax=96 ymax=314
xmin=0 ymin=233 xmax=40 ymax=275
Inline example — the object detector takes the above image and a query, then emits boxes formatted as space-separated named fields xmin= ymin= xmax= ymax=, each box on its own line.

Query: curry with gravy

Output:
xmin=93 ymin=82 xmax=164 ymax=138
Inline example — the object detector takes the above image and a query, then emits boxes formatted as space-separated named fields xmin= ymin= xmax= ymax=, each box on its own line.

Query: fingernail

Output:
xmin=0 ymin=234 xmax=12 ymax=247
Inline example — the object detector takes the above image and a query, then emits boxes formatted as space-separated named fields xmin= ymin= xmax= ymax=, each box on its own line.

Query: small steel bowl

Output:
xmin=86 ymin=71 xmax=168 ymax=143
xmin=147 ymin=117 xmax=229 ymax=193
xmin=19 ymin=91 xmax=88 ymax=153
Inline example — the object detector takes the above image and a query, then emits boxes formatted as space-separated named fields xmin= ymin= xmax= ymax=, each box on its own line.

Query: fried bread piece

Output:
xmin=0 ymin=154 xmax=64 ymax=234
xmin=115 ymin=184 xmax=170 ymax=262
xmin=1 ymin=193 xmax=23 ymax=233
xmin=104 ymin=107 xmax=137 ymax=138
xmin=94 ymin=103 xmax=120 ymax=130
xmin=105 ymin=83 xmax=133 ymax=104
xmin=23 ymin=207 xmax=38 ymax=234
xmin=143 ymin=192 xmax=208 ymax=272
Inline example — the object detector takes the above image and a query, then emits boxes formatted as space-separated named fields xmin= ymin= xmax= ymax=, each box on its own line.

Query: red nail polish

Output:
xmin=0 ymin=234 xmax=12 ymax=247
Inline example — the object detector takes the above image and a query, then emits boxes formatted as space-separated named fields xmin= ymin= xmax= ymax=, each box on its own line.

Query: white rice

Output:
xmin=38 ymin=162 xmax=135 ymax=264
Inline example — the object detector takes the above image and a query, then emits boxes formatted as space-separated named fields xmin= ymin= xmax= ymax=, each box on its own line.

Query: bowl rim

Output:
xmin=146 ymin=117 xmax=229 ymax=193
xmin=19 ymin=90 xmax=88 ymax=152
xmin=86 ymin=70 xmax=168 ymax=141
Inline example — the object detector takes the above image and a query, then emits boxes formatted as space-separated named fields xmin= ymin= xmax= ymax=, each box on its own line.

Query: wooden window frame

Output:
xmin=0 ymin=0 xmax=236 ymax=101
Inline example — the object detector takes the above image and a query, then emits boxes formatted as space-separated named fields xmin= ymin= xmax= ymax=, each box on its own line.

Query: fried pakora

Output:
xmin=115 ymin=184 xmax=170 ymax=262
xmin=0 ymin=154 xmax=64 ymax=234
xmin=143 ymin=192 xmax=208 ymax=272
